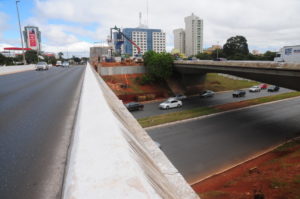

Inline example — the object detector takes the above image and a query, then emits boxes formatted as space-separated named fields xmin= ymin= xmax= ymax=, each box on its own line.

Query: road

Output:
xmin=0 ymin=66 xmax=85 ymax=199
xmin=132 ymin=87 xmax=293 ymax=119
xmin=146 ymin=97 xmax=300 ymax=184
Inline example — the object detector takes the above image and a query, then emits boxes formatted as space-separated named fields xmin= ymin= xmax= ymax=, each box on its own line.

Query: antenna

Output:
xmin=139 ymin=12 xmax=142 ymax=27
xmin=146 ymin=0 xmax=149 ymax=26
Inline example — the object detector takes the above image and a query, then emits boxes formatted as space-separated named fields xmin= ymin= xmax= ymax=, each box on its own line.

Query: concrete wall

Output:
xmin=0 ymin=65 xmax=36 ymax=75
xmin=62 ymin=63 xmax=199 ymax=199
xmin=99 ymin=65 xmax=146 ymax=76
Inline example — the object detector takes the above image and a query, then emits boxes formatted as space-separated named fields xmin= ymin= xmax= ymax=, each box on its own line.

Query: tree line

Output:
xmin=0 ymin=50 xmax=85 ymax=66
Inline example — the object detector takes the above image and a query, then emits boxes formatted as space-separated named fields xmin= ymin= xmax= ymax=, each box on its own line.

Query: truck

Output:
xmin=274 ymin=45 xmax=300 ymax=63
xmin=56 ymin=61 xmax=62 ymax=66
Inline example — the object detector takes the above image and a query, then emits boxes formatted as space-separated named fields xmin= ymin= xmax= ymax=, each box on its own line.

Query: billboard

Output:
xmin=26 ymin=27 xmax=39 ymax=50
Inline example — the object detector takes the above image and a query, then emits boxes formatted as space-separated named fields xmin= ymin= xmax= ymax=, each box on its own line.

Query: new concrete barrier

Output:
xmin=0 ymin=65 xmax=36 ymax=75
xmin=62 ymin=63 xmax=199 ymax=198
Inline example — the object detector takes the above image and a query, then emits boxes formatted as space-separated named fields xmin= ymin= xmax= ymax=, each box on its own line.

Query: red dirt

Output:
xmin=100 ymin=62 xmax=142 ymax=67
xmin=192 ymin=139 xmax=300 ymax=199
xmin=102 ymin=74 xmax=169 ymax=103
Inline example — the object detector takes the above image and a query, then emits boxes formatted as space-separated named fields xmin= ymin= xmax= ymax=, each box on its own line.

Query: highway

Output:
xmin=0 ymin=66 xmax=85 ymax=199
xmin=132 ymin=87 xmax=293 ymax=119
xmin=146 ymin=97 xmax=300 ymax=184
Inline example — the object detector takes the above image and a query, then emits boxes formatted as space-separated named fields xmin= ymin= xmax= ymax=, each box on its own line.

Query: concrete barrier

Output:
xmin=0 ymin=65 xmax=36 ymax=75
xmin=62 ymin=63 xmax=199 ymax=198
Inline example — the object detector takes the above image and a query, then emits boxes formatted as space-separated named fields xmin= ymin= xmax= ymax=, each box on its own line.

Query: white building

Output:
xmin=173 ymin=28 xmax=185 ymax=54
xmin=184 ymin=13 xmax=203 ymax=56
xmin=132 ymin=31 xmax=147 ymax=55
xmin=152 ymin=32 xmax=166 ymax=53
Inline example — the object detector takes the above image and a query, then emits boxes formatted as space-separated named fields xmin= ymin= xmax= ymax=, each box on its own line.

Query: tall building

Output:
xmin=121 ymin=28 xmax=166 ymax=56
xmin=23 ymin=26 xmax=41 ymax=51
xmin=173 ymin=28 xmax=185 ymax=54
xmin=184 ymin=14 xmax=203 ymax=56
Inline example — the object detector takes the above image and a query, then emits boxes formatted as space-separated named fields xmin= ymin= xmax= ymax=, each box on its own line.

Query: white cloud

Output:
xmin=2 ymin=0 xmax=299 ymax=54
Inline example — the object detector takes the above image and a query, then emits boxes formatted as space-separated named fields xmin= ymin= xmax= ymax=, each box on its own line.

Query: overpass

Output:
xmin=174 ymin=60 xmax=300 ymax=91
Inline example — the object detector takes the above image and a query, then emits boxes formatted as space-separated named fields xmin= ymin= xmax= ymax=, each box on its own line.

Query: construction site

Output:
xmin=90 ymin=25 xmax=170 ymax=103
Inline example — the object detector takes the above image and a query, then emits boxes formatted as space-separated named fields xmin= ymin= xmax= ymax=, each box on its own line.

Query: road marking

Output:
xmin=145 ymin=95 xmax=300 ymax=130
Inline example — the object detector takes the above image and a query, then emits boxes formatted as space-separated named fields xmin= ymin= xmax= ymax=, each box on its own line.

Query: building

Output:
xmin=23 ymin=26 xmax=41 ymax=52
xmin=173 ymin=28 xmax=185 ymax=54
xmin=121 ymin=28 xmax=166 ymax=56
xmin=90 ymin=46 xmax=111 ymax=65
xmin=184 ymin=13 xmax=203 ymax=56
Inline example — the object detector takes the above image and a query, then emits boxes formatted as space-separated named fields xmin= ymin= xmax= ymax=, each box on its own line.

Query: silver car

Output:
xmin=159 ymin=99 xmax=182 ymax=110
xmin=36 ymin=62 xmax=49 ymax=70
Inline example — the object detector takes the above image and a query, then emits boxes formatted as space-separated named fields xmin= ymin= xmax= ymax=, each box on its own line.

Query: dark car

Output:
xmin=200 ymin=90 xmax=215 ymax=97
xmin=232 ymin=90 xmax=246 ymax=97
xmin=268 ymin=85 xmax=280 ymax=92
xmin=125 ymin=102 xmax=144 ymax=111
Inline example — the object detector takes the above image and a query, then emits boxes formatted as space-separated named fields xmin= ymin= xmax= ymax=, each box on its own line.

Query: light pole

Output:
xmin=216 ymin=41 xmax=219 ymax=59
xmin=16 ymin=0 xmax=26 ymax=65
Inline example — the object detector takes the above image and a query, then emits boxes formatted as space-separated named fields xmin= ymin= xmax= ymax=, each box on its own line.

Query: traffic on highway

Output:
xmin=131 ymin=87 xmax=293 ymax=119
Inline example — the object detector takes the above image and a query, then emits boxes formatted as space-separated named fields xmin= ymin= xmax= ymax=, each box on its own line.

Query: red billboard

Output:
xmin=26 ymin=27 xmax=39 ymax=50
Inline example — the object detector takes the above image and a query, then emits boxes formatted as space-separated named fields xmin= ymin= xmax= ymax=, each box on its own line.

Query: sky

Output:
xmin=0 ymin=0 xmax=300 ymax=57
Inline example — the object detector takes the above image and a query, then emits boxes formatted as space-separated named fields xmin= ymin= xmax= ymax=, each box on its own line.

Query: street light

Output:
xmin=16 ymin=0 xmax=26 ymax=65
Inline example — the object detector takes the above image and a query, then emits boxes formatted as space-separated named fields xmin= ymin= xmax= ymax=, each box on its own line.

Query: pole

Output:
xmin=217 ymin=41 xmax=219 ymax=59
xmin=16 ymin=0 xmax=26 ymax=65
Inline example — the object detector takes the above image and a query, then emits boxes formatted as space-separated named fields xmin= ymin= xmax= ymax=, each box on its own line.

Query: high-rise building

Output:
xmin=23 ymin=26 xmax=41 ymax=51
xmin=184 ymin=14 xmax=203 ymax=56
xmin=121 ymin=28 xmax=166 ymax=56
xmin=173 ymin=28 xmax=185 ymax=54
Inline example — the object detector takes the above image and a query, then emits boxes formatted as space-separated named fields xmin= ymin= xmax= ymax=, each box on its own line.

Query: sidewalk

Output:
xmin=0 ymin=65 xmax=36 ymax=76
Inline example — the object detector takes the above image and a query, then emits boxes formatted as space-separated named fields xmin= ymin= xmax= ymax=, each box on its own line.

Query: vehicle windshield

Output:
xmin=37 ymin=62 xmax=46 ymax=65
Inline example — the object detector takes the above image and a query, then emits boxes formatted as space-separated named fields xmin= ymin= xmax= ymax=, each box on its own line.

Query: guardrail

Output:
xmin=0 ymin=64 xmax=36 ymax=75
xmin=62 ymin=63 xmax=199 ymax=198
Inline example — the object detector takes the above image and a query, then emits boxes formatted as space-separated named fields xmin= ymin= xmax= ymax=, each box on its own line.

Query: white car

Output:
xmin=249 ymin=85 xmax=261 ymax=92
xmin=36 ymin=62 xmax=49 ymax=70
xmin=159 ymin=99 xmax=182 ymax=110
xmin=62 ymin=61 xmax=70 ymax=67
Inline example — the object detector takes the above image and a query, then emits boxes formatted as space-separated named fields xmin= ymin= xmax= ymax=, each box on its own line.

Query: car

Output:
xmin=249 ymin=86 xmax=261 ymax=92
xmin=62 ymin=61 xmax=70 ymax=68
xmin=213 ymin=57 xmax=227 ymax=61
xmin=125 ymin=102 xmax=144 ymax=111
xmin=36 ymin=62 xmax=49 ymax=70
xmin=159 ymin=99 xmax=182 ymax=110
xmin=268 ymin=85 xmax=280 ymax=92
xmin=173 ymin=94 xmax=187 ymax=100
xmin=56 ymin=61 xmax=62 ymax=66
xmin=232 ymin=90 xmax=246 ymax=97
xmin=200 ymin=90 xmax=215 ymax=97
xmin=259 ymin=84 xmax=268 ymax=89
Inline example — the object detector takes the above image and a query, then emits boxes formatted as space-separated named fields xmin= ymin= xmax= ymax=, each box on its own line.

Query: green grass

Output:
xmin=138 ymin=107 xmax=218 ymax=128
xmin=204 ymin=73 xmax=258 ymax=92
xmin=138 ymin=92 xmax=300 ymax=128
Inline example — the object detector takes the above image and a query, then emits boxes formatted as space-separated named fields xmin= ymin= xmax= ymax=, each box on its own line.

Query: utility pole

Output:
xmin=16 ymin=0 xmax=26 ymax=65
xmin=217 ymin=41 xmax=219 ymax=59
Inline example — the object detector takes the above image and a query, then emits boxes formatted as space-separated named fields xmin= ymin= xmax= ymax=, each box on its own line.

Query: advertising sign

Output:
xmin=27 ymin=27 xmax=38 ymax=50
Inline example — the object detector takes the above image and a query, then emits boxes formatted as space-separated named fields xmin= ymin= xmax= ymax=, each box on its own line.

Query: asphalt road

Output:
xmin=147 ymin=97 xmax=300 ymax=184
xmin=132 ymin=87 xmax=293 ymax=119
xmin=0 ymin=66 xmax=85 ymax=199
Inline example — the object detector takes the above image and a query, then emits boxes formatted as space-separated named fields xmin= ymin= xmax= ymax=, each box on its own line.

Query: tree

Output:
xmin=58 ymin=52 xmax=64 ymax=60
xmin=196 ymin=52 xmax=212 ymax=60
xmin=25 ymin=50 xmax=38 ymax=64
xmin=263 ymin=51 xmax=276 ymax=61
xmin=143 ymin=51 xmax=174 ymax=81
xmin=223 ymin=35 xmax=249 ymax=59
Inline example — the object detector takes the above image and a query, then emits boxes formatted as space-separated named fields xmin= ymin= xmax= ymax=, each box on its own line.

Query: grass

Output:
xmin=204 ymin=73 xmax=258 ymax=92
xmin=138 ymin=91 xmax=300 ymax=128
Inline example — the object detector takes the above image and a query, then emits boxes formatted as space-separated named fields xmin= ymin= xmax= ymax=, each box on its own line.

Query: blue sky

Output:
xmin=1 ymin=0 xmax=300 ymax=57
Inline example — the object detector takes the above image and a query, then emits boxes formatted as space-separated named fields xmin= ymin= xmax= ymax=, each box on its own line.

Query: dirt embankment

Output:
xmin=193 ymin=139 xmax=300 ymax=199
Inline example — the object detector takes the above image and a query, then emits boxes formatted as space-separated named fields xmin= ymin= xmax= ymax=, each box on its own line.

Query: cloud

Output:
xmin=1 ymin=0 xmax=297 ymax=55
xmin=0 ymin=12 xmax=9 ymax=39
